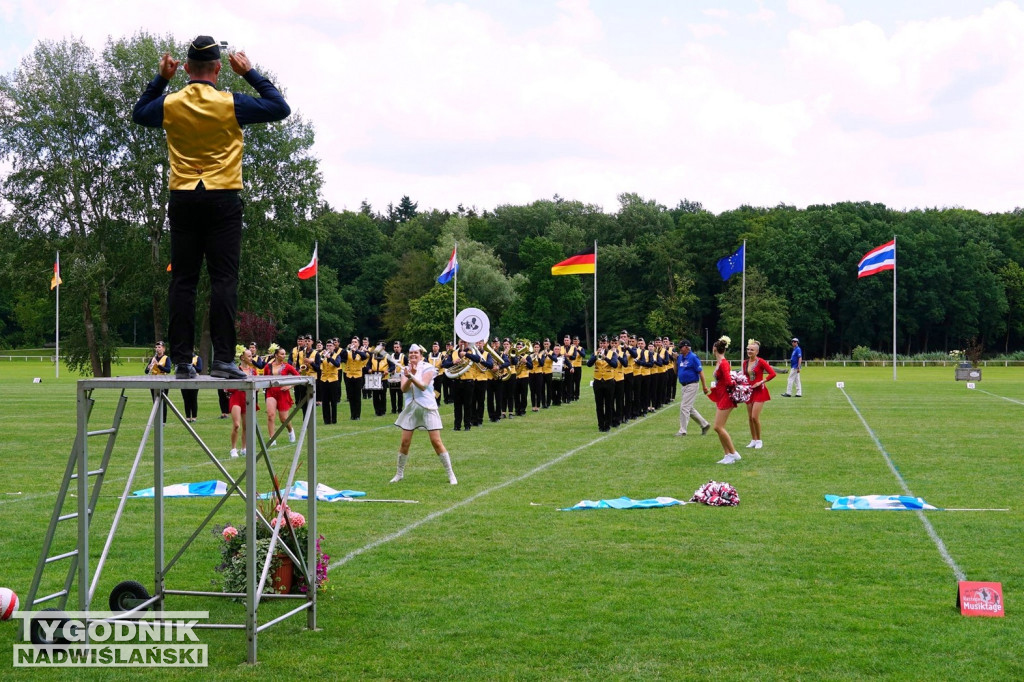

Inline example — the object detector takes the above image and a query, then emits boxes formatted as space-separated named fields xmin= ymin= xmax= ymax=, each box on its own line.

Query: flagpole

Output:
xmin=740 ymin=240 xmax=746 ymax=362
xmin=892 ymin=236 xmax=897 ymax=381
xmin=314 ymin=241 xmax=320 ymax=343
xmin=55 ymin=251 xmax=60 ymax=379
xmin=453 ymin=241 xmax=458 ymax=346
xmin=593 ymin=240 xmax=598 ymax=351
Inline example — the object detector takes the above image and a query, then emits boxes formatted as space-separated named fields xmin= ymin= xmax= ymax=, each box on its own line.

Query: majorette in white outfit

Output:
xmin=390 ymin=344 xmax=457 ymax=484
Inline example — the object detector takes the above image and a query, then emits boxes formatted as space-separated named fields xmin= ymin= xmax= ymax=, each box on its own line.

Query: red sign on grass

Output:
xmin=957 ymin=581 xmax=1004 ymax=617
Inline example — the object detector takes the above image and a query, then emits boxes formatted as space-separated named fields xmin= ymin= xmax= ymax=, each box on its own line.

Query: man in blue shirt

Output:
xmin=675 ymin=339 xmax=710 ymax=436
xmin=782 ymin=337 xmax=803 ymax=397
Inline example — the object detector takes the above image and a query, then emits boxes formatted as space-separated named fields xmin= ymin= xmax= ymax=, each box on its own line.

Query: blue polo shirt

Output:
xmin=677 ymin=350 xmax=703 ymax=385
xmin=790 ymin=345 xmax=803 ymax=369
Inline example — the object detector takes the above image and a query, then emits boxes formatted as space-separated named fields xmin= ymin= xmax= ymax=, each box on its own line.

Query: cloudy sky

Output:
xmin=2 ymin=0 xmax=1021 ymax=214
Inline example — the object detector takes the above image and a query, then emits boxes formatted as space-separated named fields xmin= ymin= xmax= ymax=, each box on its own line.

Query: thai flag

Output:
xmin=857 ymin=239 xmax=895 ymax=278
xmin=437 ymin=247 xmax=458 ymax=284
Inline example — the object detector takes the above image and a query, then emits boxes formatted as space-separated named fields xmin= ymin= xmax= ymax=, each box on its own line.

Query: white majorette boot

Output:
xmin=390 ymin=453 xmax=407 ymax=483
xmin=288 ymin=429 xmax=296 ymax=443
xmin=438 ymin=452 xmax=458 ymax=485
xmin=746 ymin=440 xmax=757 ymax=448
xmin=754 ymin=440 xmax=763 ymax=449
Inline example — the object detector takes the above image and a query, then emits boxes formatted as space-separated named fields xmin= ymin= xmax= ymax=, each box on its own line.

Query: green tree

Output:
xmin=717 ymin=267 xmax=791 ymax=352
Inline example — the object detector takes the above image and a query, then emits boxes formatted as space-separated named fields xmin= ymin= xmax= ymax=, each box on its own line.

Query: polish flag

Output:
xmin=298 ymin=245 xmax=318 ymax=280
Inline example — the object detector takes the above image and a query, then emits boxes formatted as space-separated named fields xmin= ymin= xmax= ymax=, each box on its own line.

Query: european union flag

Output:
xmin=717 ymin=244 xmax=744 ymax=281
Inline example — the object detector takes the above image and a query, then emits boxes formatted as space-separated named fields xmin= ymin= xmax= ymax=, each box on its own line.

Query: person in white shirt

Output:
xmin=389 ymin=344 xmax=457 ymax=485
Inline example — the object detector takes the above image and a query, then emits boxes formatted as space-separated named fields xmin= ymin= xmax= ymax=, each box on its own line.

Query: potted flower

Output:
xmin=213 ymin=491 xmax=329 ymax=597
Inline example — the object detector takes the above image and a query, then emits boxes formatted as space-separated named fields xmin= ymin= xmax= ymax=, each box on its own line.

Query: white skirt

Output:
xmin=394 ymin=401 xmax=443 ymax=431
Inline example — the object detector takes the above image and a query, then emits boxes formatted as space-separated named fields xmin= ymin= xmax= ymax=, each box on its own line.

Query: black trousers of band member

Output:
xmin=613 ymin=380 xmax=626 ymax=426
xmin=371 ymin=388 xmax=387 ymax=416
xmin=659 ymin=372 xmax=670 ymax=405
xmin=473 ymin=380 xmax=487 ymax=425
xmin=636 ymin=375 xmax=649 ymax=414
xmin=441 ymin=374 xmax=453 ymax=403
xmin=180 ymin=389 xmax=199 ymax=420
xmin=561 ymin=371 xmax=574 ymax=403
xmin=487 ymin=379 xmax=503 ymax=421
xmin=631 ymin=374 xmax=644 ymax=416
xmin=151 ymin=389 xmax=168 ymax=423
xmin=389 ymin=385 xmax=403 ymax=413
xmin=550 ymin=376 xmax=562 ymax=406
xmin=294 ymin=384 xmax=310 ymax=416
xmin=669 ymin=371 xmax=677 ymax=400
xmin=529 ymin=373 xmax=543 ymax=408
xmin=515 ymin=377 xmax=528 ymax=415
xmin=542 ymin=374 xmax=553 ymax=407
xmin=167 ymin=189 xmax=242 ymax=366
xmin=344 ymin=376 xmax=363 ymax=420
xmin=594 ymin=379 xmax=614 ymax=431
xmin=316 ymin=380 xmax=326 ymax=406
xmin=453 ymin=379 xmax=474 ymax=429
xmin=322 ymin=380 xmax=341 ymax=424
xmin=573 ymin=367 xmax=582 ymax=401
xmin=621 ymin=375 xmax=634 ymax=420
xmin=217 ymin=388 xmax=231 ymax=416
xmin=502 ymin=379 xmax=515 ymax=414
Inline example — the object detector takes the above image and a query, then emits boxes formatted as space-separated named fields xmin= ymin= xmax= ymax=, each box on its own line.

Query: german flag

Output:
xmin=551 ymin=246 xmax=596 ymax=276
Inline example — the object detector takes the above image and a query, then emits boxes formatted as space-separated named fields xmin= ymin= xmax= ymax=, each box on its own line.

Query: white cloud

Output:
xmin=787 ymin=0 xmax=844 ymax=27
xmin=687 ymin=23 xmax=728 ymax=40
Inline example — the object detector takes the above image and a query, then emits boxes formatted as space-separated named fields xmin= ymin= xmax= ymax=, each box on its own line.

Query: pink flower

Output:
xmin=289 ymin=512 xmax=306 ymax=529
xmin=222 ymin=526 xmax=238 ymax=541
xmin=275 ymin=503 xmax=290 ymax=514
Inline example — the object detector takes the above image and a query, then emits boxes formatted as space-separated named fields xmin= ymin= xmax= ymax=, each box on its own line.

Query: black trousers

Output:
xmin=573 ymin=367 xmax=582 ymax=401
xmin=542 ymin=374 xmax=553 ymax=407
xmin=529 ymin=373 xmax=543 ymax=408
xmin=344 ymin=376 xmax=363 ymax=419
xmin=453 ymin=379 xmax=474 ymax=429
xmin=217 ymin=388 xmax=231 ymax=416
xmin=371 ymin=388 xmax=387 ymax=416
xmin=180 ymin=389 xmax=199 ymax=419
xmin=322 ymin=381 xmax=341 ymax=424
xmin=150 ymin=389 xmax=168 ymax=424
xmin=550 ymin=376 xmax=562 ymax=406
xmin=473 ymin=381 xmax=486 ymax=425
xmin=167 ymin=189 xmax=242 ymax=365
xmin=594 ymin=379 xmax=614 ymax=431
xmin=515 ymin=377 xmax=528 ymax=415
xmin=613 ymin=380 xmax=625 ymax=426
xmin=487 ymin=379 xmax=503 ymax=421
xmin=389 ymin=384 xmax=403 ymax=413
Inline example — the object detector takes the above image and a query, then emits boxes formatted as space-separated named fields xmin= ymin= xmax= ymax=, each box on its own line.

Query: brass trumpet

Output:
xmin=483 ymin=344 xmax=510 ymax=380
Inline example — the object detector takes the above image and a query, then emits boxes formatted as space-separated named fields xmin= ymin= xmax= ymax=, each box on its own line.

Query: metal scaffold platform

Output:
xmin=23 ymin=373 xmax=318 ymax=664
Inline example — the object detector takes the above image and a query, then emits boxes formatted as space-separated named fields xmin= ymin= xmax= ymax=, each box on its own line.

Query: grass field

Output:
xmin=0 ymin=360 xmax=1020 ymax=680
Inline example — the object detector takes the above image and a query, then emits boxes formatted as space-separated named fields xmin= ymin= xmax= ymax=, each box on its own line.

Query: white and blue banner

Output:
xmin=133 ymin=480 xmax=365 ymax=501
xmin=826 ymin=494 xmax=939 ymax=510
xmin=560 ymin=496 xmax=687 ymax=511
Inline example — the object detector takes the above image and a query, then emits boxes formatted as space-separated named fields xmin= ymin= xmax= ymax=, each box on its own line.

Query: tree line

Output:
xmin=2 ymin=34 xmax=1023 ymax=376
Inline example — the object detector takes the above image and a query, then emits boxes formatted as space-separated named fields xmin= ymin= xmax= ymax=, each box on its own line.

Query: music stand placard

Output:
xmin=957 ymin=581 xmax=1004 ymax=617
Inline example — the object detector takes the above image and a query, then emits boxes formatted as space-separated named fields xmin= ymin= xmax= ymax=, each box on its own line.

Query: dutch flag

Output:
xmin=437 ymin=247 xmax=458 ymax=284
xmin=857 ymin=239 xmax=895 ymax=278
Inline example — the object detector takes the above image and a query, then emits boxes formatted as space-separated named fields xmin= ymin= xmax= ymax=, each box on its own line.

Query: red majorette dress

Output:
xmin=263 ymin=362 xmax=300 ymax=411
xmin=227 ymin=364 xmax=261 ymax=413
xmin=707 ymin=358 xmax=736 ymax=410
xmin=743 ymin=357 xmax=777 ymax=403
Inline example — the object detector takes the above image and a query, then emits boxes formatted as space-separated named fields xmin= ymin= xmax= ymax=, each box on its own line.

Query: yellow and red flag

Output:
xmin=551 ymin=246 xmax=596 ymax=276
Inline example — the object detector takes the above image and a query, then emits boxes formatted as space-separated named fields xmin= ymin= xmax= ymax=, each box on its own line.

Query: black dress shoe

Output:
xmin=210 ymin=360 xmax=246 ymax=379
xmin=175 ymin=363 xmax=197 ymax=379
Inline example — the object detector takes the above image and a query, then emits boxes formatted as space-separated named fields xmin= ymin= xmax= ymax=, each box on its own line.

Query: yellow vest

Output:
xmin=163 ymin=84 xmax=244 ymax=190
xmin=570 ymin=344 xmax=584 ymax=368
xmin=343 ymin=349 xmax=365 ymax=379
xmin=540 ymin=350 xmax=553 ymax=375
xmin=320 ymin=349 xmax=341 ymax=383
xmin=593 ymin=351 xmax=616 ymax=381
xmin=368 ymin=356 xmax=390 ymax=380
xmin=612 ymin=351 xmax=625 ymax=381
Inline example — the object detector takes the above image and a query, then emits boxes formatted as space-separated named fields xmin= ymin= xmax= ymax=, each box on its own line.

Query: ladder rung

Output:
xmin=45 ymin=550 xmax=78 ymax=564
xmin=33 ymin=590 xmax=68 ymax=606
xmin=58 ymin=510 xmax=91 ymax=522
xmin=69 ymin=469 xmax=105 ymax=480
xmin=87 ymin=427 xmax=118 ymax=437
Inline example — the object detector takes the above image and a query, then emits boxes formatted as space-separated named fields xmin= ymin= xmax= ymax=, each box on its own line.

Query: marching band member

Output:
xmin=610 ymin=336 xmax=628 ymax=427
xmin=367 ymin=341 xmax=395 ymax=417
xmin=501 ymin=338 xmax=516 ymax=418
xmin=299 ymin=335 xmax=320 ymax=411
xmin=339 ymin=336 xmax=368 ymax=420
xmin=314 ymin=339 xmax=342 ymax=425
xmin=635 ymin=338 xmax=651 ymax=416
xmin=570 ymin=335 xmax=585 ymax=402
xmin=514 ymin=341 xmax=530 ymax=416
xmin=389 ymin=344 xmax=458 ymax=485
xmin=427 ymin=341 xmax=444 ymax=403
xmin=263 ymin=346 xmax=299 ymax=444
xmin=539 ymin=338 xmax=554 ymax=408
xmin=441 ymin=340 xmax=455 ymax=404
xmin=227 ymin=348 xmax=261 ymax=458
xmin=290 ymin=335 xmax=309 ymax=416
xmin=486 ymin=337 xmax=508 ymax=422
xmin=549 ymin=344 xmax=566 ymax=406
xmin=742 ymin=339 xmax=777 ymax=450
xmin=145 ymin=340 xmax=172 ymax=424
xmin=442 ymin=339 xmax=480 ymax=431
xmin=313 ymin=339 xmax=325 ymax=406
xmin=179 ymin=349 xmax=203 ymax=422
xmin=389 ymin=340 xmax=406 ymax=415
xmin=620 ymin=332 xmax=637 ymax=421
xmin=587 ymin=335 xmax=618 ymax=432
xmin=471 ymin=340 xmax=493 ymax=426
xmin=361 ymin=337 xmax=373 ymax=399
xmin=665 ymin=338 xmax=679 ymax=404
xmin=248 ymin=342 xmax=267 ymax=370
xmin=527 ymin=341 xmax=544 ymax=412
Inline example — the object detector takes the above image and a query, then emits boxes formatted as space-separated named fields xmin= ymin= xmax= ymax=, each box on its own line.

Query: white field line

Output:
xmin=329 ymin=405 xmax=669 ymax=571
xmin=974 ymin=388 xmax=1024 ymax=407
xmin=839 ymin=386 xmax=966 ymax=582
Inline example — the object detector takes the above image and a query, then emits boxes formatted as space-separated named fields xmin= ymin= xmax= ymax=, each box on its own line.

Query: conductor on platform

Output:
xmin=133 ymin=36 xmax=291 ymax=379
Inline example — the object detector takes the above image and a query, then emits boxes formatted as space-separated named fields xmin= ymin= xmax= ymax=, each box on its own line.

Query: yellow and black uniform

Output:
xmin=469 ymin=345 xmax=492 ymax=426
xmin=367 ymin=354 xmax=393 ymax=417
xmin=339 ymin=345 xmax=368 ymax=420
xmin=145 ymin=349 xmax=172 ymax=423
xmin=587 ymin=345 xmax=618 ymax=432
xmin=539 ymin=346 xmax=554 ymax=408
xmin=566 ymin=342 xmax=585 ymax=403
xmin=132 ymin=37 xmax=290 ymax=372
xmin=389 ymin=351 xmax=406 ymax=414
xmin=527 ymin=347 xmax=544 ymax=411
xmin=612 ymin=345 xmax=628 ymax=427
xmin=315 ymin=347 xmax=342 ymax=425
xmin=443 ymin=347 xmax=480 ymax=431
xmin=513 ymin=347 xmax=530 ymax=416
